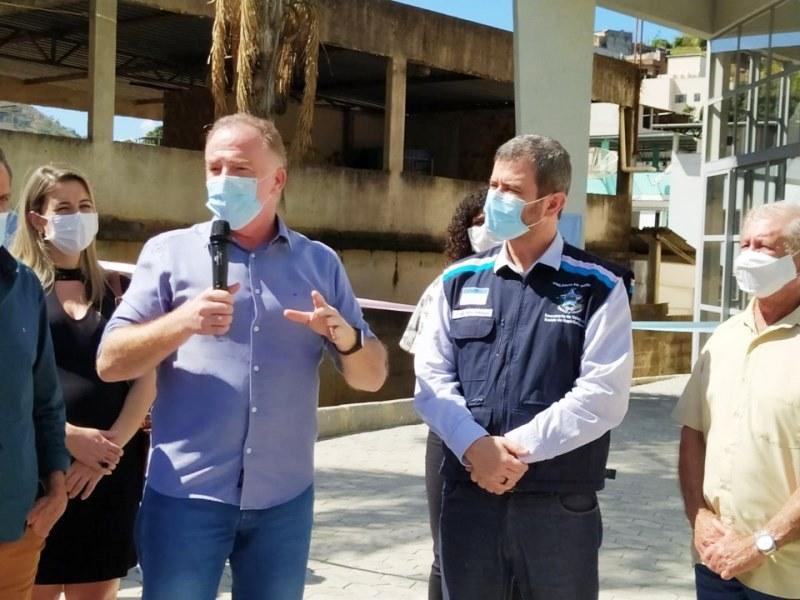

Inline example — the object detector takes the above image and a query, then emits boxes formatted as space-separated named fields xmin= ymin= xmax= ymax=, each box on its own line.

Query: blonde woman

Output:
xmin=12 ymin=166 xmax=155 ymax=600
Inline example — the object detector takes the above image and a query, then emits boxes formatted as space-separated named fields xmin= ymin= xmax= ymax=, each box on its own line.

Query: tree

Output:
xmin=651 ymin=37 xmax=672 ymax=49
xmin=210 ymin=0 xmax=319 ymax=162
xmin=142 ymin=124 xmax=163 ymax=145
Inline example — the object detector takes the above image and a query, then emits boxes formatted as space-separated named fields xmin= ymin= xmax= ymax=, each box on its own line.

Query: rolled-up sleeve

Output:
xmin=32 ymin=289 xmax=69 ymax=477
xmin=105 ymin=237 xmax=171 ymax=332
xmin=505 ymin=279 xmax=633 ymax=463
xmin=413 ymin=279 xmax=488 ymax=462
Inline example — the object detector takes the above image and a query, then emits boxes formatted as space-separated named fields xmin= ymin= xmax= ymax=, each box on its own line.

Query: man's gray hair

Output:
xmin=743 ymin=201 xmax=800 ymax=254
xmin=494 ymin=134 xmax=571 ymax=195
xmin=0 ymin=146 xmax=11 ymax=179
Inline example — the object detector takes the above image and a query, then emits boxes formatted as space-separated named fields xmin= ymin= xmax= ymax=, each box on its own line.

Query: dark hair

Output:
xmin=0 ymin=146 xmax=11 ymax=179
xmin=444 ymin=187 xmax=488 ymax=263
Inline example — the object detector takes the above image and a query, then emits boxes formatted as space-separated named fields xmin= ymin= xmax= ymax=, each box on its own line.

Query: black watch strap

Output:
xmin=338 ymin=327 xmax=363 ymax=355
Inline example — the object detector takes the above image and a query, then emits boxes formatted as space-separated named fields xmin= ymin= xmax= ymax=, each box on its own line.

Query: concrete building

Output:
xmin=594 ymin=29 xmax=634 ymax=58
xmin=641 ymin=53 xmax=707 ymax=118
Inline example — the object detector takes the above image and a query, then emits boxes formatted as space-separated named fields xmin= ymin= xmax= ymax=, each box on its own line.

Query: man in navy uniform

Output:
xmin=414 ymin=134 xmax=633 ymax=600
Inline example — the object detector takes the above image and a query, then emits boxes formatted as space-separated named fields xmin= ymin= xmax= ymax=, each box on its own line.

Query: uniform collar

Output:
xmin=493 ymin=232 xmax=563 ymax=276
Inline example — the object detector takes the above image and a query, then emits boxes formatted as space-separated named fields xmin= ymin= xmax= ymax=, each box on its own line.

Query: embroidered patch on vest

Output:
xmin=556 ymin=288 xmax=584 ymax=315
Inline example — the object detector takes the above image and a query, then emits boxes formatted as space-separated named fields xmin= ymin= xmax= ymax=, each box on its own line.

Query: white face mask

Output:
xmin=467 ymin=223 xmax=501 ymax=253
xmin=45 ymin=213 xmax=99 ymax=255
xmin=734 ymin=249 xmax=799 ymax=298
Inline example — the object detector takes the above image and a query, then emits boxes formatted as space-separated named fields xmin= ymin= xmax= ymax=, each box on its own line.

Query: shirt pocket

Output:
xmin=450 ymin=316 xmax=496 ymax=383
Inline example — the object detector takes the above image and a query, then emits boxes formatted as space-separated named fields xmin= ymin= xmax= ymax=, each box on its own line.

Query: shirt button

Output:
xmin=254 ymin=366 xmax=260 ymax=372
xmin=254 ymin=326 xmax=260 ymax=333
xmin=255 ymin=288 xmax=261 ymax=295
xmin=246 ymin=448 xmax=253 ymax=455
xmin=250 ymin=253 xmax=256 ymax=259
xmin=251 ymin=407 xmax=258 ymax=413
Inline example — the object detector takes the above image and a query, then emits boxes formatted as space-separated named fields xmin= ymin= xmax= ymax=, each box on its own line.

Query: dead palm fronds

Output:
xmin=209 ymin=0 xmax=319 ymax=163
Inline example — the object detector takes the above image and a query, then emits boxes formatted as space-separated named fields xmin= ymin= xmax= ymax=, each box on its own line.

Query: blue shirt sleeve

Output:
xmin=105 ymin=237 xmax=172 ymax=331
xmin=32 ymin=282 xmax=69 ymax=478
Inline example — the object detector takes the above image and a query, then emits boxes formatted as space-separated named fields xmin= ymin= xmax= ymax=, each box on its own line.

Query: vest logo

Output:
xmin=557 ymin=288 xmax=584 ymax=315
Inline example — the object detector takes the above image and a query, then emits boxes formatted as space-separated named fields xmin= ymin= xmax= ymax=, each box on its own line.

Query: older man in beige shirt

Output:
xmin=674 ymin=201 xmax=800 ymax=599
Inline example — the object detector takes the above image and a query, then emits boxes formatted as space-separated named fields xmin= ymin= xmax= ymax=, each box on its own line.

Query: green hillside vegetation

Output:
xmin=0 ymin=102 xmax=80 ymax=138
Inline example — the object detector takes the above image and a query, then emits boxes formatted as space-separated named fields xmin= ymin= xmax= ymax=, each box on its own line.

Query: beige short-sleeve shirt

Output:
xmin=673 ymin=301 xmax=800 ymax=598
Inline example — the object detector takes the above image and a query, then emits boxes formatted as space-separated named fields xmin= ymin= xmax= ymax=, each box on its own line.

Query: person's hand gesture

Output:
xmin=284 ymin=290 xmax=357 ymax=352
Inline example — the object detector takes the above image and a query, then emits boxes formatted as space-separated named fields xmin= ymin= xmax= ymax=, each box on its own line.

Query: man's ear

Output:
xmin=548 ymin=192 xmax=567 ymax=217
xmin=27 ymin=211 xmax=48 ymax=235
xmin=272 ymin=166 xmax=288 ymax=196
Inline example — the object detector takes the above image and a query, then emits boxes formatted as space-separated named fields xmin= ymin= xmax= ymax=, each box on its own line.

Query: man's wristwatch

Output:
xmin=338 ymin=326 xmax=363 ymax=355
xmin=754 ymin=530 xmax=777 ymax=556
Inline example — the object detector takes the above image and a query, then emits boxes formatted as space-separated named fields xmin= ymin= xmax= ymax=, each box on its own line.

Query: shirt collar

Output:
xmin=743 ymin=297 xmax=800 ymax=333
xmin=206 ymin=216 xmax=293 ymax=252
xmin=0 ymin=246 xmax=16 ymax=276
xmin=493 ymin=232 xmax=563 ymax=276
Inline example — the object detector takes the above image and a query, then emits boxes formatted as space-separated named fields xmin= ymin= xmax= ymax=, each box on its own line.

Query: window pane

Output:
xmin=786 ymin=156 xmax=800 ymax=202
xmin=733 ymin=171 xmax=749 ymax=235
xmin=734 ymin=91 xmax=749 ymax=154
xmin=772 ymin=1 xmax=800 ymax=71
xmin=735 ymin=52 xmax=753 ymax=89
xmin=705 ymin=174 xmax=727 ymax=235
xmin=727 ymin=243 xmax=748 ymax=311
xmin=709 ymin=98 xmax=736 ymax=159
xmin=701 ymin=242 xmax=724 ymax=306
xmin=789 ymin=71 xmax=800 ymax=145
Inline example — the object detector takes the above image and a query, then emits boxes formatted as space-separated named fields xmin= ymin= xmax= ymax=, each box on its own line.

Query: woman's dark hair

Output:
xmin=444 ymin=187 xmax=488 ymax=263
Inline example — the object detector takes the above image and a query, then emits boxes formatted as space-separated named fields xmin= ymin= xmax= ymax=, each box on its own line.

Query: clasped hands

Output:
xmin=694 ymin=508 xmax=765 ymax=580
xmin=464 ymin=436 xmax=530 ymax=495
xmin=64 ymin=425 xmax=124 ymax=501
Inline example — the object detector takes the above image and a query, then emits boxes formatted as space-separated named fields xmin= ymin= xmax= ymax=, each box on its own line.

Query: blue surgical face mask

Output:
xmin=0 ymin=211 xmax=16 ymax=248
xmin=483 ymin=188 xmax=548 ymax=241
xmin=205 ymin=175 xmax=264 ymax=231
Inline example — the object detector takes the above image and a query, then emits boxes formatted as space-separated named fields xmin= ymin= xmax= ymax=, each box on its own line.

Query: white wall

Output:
xmin=667 ymin=151 xmax=704 ymax=249
xmin=641 ymin=77 xmax=674 ymax=112
xmin=667 ymin=54 xmax=706 ymax=77
xmin=590 ymin=103 xmax=620 ymax=137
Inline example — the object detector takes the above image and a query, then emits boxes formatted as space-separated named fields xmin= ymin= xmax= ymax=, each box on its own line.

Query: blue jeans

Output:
xmin=440 ymin=481 xmax=602 ymax=600
xmin=695 ymin=564 xmax=789 ymax=600
xmin=135 ymin=485 xmax=314 ymax=600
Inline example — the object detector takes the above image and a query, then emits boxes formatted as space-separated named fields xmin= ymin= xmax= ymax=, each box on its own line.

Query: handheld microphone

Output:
xmin=210 ymin=220 xmax=230 ymax=291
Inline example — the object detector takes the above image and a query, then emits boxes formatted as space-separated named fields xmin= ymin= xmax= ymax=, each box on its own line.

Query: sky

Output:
xmin=35 ymin=1 xmax=683 ymax=142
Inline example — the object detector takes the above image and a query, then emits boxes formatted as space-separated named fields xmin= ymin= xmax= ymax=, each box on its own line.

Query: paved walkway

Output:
xmin=119 ymin=376 xmax=695 ymax=599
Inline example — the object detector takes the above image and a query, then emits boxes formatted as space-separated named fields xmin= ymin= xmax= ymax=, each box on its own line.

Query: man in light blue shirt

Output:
xmin=98 ymin=113 xmax=388 ymax=600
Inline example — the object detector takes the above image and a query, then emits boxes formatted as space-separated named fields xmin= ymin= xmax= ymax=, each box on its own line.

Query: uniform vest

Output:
xmin=440 ymin=242 xmax=633 ymax=493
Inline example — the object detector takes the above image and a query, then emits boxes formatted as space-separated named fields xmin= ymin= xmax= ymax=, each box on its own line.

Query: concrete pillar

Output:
xmin=383 ymin=56 xmax=407 ymax=174
xmin=513 ymin=0 xmax=595 ymax=246
xmin=88 ymin=0 xmax=118 ymax=143
xmin=646 ymin=232 xmax=662 ymax=304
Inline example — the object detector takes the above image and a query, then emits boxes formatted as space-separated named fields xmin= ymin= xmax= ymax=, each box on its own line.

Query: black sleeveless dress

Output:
xmin=35 ymin=278 xmax=148 ymax=584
